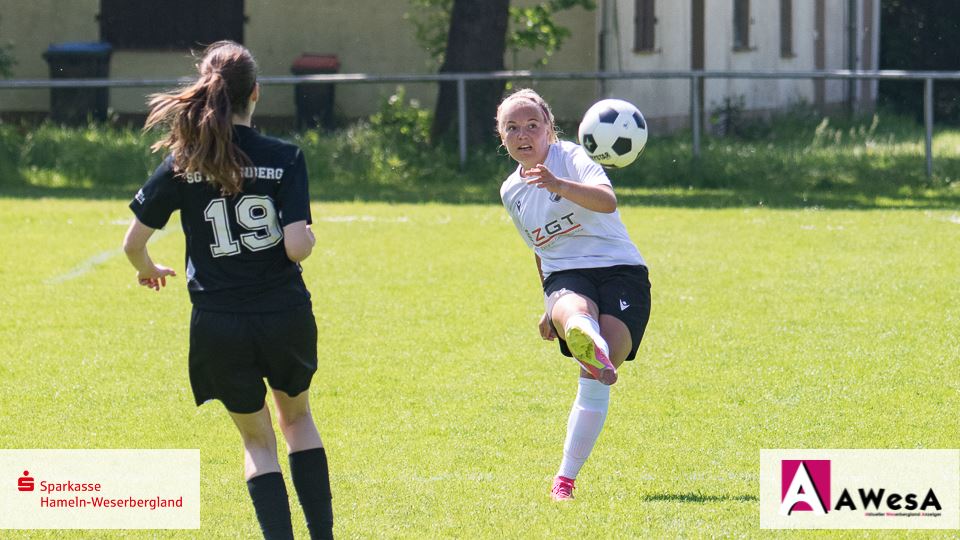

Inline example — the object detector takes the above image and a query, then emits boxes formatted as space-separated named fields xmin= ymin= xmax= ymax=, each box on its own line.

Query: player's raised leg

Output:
xmin=229 ymin=405 xmax=294 ymax=540
xmin=544 ymin=295 xmax=611 ymax=500
xmin=550 ymin=292 xmax=617 ymax=385
xmin=274 ymin=390 xmax=333 ymax=540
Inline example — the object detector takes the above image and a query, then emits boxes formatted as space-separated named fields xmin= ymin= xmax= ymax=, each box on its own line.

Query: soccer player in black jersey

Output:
xmin=123 ymin=41 xmax=332 ymax=540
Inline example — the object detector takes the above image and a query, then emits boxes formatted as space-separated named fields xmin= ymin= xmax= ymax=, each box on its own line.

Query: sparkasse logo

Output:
xmin=17 ymin=470 xmax=34 ymax=492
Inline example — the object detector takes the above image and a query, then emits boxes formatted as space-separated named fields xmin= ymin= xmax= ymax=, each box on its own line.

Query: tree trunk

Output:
xmin=431 ymin=0 xmax=510 ymax=149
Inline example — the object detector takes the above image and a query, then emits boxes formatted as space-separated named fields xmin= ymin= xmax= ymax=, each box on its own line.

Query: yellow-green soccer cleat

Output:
xmin=564 ymin=326 xmax=617 ymax=385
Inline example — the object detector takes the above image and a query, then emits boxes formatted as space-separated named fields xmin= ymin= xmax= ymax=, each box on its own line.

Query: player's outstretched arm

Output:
xmin=122 ymin=218 xmax=176 ymax=291
xmin=524 ymin=163 xmax=617 ymax=213
xmin=283 ymin=220 xmax=315 ymax=262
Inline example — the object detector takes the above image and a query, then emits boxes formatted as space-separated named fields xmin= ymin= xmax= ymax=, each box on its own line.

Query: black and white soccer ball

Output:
xmin=577 ymin=99 xmax=648 ymax=169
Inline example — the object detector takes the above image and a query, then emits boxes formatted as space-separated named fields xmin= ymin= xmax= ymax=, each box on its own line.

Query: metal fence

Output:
xmin=4 ymin=69 xmax=960 ymax=174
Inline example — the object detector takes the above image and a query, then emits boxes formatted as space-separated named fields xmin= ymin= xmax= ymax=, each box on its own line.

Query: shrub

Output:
xmin=0 ymin=124 xmax=24 ymax=185
xmin=19 ymin=123 xmax=157 ymax=188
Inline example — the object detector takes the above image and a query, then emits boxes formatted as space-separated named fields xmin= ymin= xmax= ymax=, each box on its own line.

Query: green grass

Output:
xmin=0 ymin=197 xmax=957 ymax=538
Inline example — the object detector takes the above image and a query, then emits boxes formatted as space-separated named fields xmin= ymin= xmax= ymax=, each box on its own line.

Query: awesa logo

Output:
xmin=780 ymin=460 xmax=830 ymax=515
xmin=780 ymin=459 xmax=943 ymax=516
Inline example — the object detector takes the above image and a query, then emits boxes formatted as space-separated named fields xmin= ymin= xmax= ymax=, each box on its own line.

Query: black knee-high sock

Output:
xmin=246 ymin=472 xmax=294 ymax=540
xmin=289 ymin=447 xmax=334 ymax=540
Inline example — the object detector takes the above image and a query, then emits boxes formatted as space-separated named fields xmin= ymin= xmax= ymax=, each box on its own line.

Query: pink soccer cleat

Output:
xmin=551 ymin=475 xmax=576 ymax=501
xmin=564 ymin=327 xmax=618 ymax=385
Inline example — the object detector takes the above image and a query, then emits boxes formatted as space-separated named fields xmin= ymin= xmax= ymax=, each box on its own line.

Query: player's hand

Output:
xmin=524 ymin=164 xmax=567 ymax=196
xmin=137 ymin=265 xmax=176 ymax=291
xmin=538 ymin=311 xmax=557 ymax=341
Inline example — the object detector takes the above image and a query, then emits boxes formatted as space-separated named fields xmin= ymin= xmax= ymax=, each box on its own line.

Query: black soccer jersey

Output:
xmin=129 ymin=125 xmax=312 ymax=313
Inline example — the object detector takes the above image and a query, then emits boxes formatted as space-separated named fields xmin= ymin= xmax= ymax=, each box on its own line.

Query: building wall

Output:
xmin=0 ymin=0 xmax=99 ymax=112
xmin=0 ymin=0 xmax=876 ymax=128
xmin=600 ymin=0 xmax=879 ymax=131
xmin=0 ymin=0 xmax=597 ymax=123
xmin=507 ymin=2 xmax=598 ymax=125
xmin=599 ymin=0 xmax=693 ymax=130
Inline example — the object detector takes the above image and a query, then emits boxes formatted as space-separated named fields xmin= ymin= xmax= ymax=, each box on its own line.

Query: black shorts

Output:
xmin=543 ymin=264 xmax=651 ymax=361
xmin=188 ymin=305 xmax=318 ymax=414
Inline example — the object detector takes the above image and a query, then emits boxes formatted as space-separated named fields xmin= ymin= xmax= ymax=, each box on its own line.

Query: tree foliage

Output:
xmin=508 ymin=0 xmax=595 ymax=67
xmin=408 ymin=0 xmax=595 ymax=146
xmin=407 ymin=0 xmax=595 ymax=69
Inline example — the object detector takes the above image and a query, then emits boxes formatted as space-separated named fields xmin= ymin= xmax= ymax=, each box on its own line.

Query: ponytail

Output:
xmin=144 ymin=41 xmax=257 ymax=195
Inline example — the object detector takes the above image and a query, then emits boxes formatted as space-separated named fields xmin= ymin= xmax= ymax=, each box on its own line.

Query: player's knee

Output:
xmin=234 ymin=420 xmax=277 ymax=448
xmin=276 ymin=407 xmax=312 ymax=430
xmin=547 ymin=289 xmax=595 ymax=316
xmin=240 ymin=429 xmax=276 ymax=451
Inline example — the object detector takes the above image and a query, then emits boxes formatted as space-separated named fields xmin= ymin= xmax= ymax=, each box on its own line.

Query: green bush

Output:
xmin=18 ymin=123 xmax=158 ymax=188
xmin=0 ymin=124 xmax=24 ymax=185
xmin=295 ymin=87 xmax=507 ymax=202
xmin=2 ymin=97 xmax=958 ymax=208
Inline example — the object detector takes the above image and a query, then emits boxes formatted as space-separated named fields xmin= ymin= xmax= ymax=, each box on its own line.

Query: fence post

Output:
xmin=691 ymin=73 xmax=701 ymax=158
xmin=457 ymin=77 xmax=467 ymax=170
xmin=924 ymin=77 xmax=933 ymax=177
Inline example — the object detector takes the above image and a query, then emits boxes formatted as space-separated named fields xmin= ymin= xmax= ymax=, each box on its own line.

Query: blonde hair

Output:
xmin=495 ymin=88 xmax=559 ymax=143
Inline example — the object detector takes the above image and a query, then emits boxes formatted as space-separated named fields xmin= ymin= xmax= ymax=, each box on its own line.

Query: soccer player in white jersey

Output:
xmin=497 ymin=89 xmax=652 ymax=501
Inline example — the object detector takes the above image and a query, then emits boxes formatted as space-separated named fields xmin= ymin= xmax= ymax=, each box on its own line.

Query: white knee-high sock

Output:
xmin=557 ymin=377 xmax=611 ymax=479
xmin=564 ymin=313 xmax=610 ymax=357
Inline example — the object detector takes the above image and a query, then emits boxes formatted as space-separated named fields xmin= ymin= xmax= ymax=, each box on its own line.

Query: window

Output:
xmin=780 ymin=0 xmax=794 ymax=57
xmin=634 ymin=0 xmax=656 ymax=52
xmin=99 ymin=0 xmax=244 ymax=50
xmin=733 ymin=0 xmax=750 ymax=50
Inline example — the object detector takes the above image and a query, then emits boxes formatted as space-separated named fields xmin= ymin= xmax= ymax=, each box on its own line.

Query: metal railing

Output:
xmin=4 ymin=69 xmax=959 ymax=174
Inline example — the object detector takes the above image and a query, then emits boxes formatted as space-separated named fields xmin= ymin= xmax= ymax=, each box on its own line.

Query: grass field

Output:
xmin=0 ymin=196 xmax=958 ymax=538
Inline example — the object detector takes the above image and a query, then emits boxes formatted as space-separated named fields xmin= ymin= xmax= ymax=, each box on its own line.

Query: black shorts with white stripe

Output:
xmin=543 ymin=264 xmax=651 ymax=361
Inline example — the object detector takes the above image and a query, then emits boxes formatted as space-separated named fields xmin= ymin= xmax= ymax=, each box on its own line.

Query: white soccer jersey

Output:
xmin=500 ymin=141 xmax=645 ymax=278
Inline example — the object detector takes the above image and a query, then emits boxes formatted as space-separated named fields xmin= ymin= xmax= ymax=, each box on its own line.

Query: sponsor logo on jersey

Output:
xmin=619 ymin=299 xmax=630 ymax=311
xmin=526 ymin=212 xmax=581 ymax=247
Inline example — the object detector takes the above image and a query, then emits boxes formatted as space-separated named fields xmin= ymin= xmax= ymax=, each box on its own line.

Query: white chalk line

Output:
xmin=317 ymin=215 xmax=410 ymax=223
xmin=46 ymin=228 xmax=172 ymax=285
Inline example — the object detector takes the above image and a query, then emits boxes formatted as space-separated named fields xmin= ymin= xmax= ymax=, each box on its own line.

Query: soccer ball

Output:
xmin=577 ymin=99 xmax=648 ymax=168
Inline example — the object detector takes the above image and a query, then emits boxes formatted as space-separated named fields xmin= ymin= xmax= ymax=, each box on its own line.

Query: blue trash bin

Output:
xmin=43 ymin=42 xmax=112 ymax=125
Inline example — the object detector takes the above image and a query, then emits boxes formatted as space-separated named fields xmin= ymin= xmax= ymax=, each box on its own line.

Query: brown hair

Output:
xmin=144 ymin=41 xmax=258 ymax=195
xmin=495 ymin=88 xmax=559 ymax=143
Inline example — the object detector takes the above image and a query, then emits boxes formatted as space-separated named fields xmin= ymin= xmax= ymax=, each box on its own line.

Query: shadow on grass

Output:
xmin=615 ymin=186 xmax=960 ymax=210
xmin=642 ymin=492 xmax=759 ymax=503
xmin=5 ymin=181 xmax=959 ymax=210
xmin=0 ymin=184 xmax=134 ymax=201
xmin=4 ymin=141 xmax=960 ymax=209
